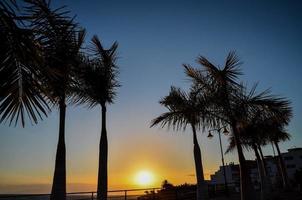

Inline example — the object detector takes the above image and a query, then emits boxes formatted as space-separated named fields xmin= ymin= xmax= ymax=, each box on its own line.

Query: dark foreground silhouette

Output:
xmin=138 ymin=183 xmax=302 ymax=200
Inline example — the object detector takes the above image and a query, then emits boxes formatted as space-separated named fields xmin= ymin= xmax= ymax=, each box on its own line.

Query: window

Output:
xmin=284 ymin=156 xmax=293 ymax=161
xmin=286 ymin=164 xmax=296 ymax=169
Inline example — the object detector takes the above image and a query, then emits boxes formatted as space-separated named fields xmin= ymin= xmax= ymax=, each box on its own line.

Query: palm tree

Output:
xmin=184 ymin=52 xmax=292 ymax=200
xmin=257 ymin=145 xmax=268 ymax=176
xmin=231 ymin=86 xmax=291 ymax=197
xmin=0 ymin=0 xmax=50 ymax=126
xmin=241 ymin=84 xmax=292 ymax=190
xmin=248 ymin=116 xmax=291 ymax=190
xmin=226 ymin=134 xmax=268 ymax=199
xmin=268 ymin=125 xmax=291 ymax=189
xmin=185 ymin=52 xmax=255 ymax=200
xmin=73 ymin=36 xmax=119 ymax=200
xmin=226 ymin=115 xmax=273 ymax=200
xmin=151 ymin=86 xmax=215 ymax=200
xmin=241 ymin=116 xmax=292 ymax=191
xmin=242 ymin=96 xmax=292 ymax=190
xmin=26 ymin=1 xmax=86 ymax=199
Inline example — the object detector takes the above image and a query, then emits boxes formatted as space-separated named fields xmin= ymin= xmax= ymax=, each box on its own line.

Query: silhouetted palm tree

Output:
xmin=268 ymin=125 xmax=291 ymax=189
xmin=73 ymin=36 xmax=119 ymax=200
xmin=233 ymin=87 xmax=291 ymax=198
xmin=226 ymin=116 xmax=272 ymax=200
xmin=228 ymin=84 xmax=292 ymax=195
xmin=185 ymin=52 xmax=292 ymax=200
xmin=151 ymin=86 xmax=215 ymax=200
xmin=0 ymin=0 xmax=50 ymax=126
xmin=185 ymin=52 xmax=255 ymax=200
xmin=26 ymin=1 xmax=86 ymax=199
xmin=240 ymin=90 xmax=292 ymax=190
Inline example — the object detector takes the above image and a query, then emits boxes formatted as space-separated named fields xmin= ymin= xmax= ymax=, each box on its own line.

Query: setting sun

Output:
xmin=135 ymin=170 xmax=154 ymax=186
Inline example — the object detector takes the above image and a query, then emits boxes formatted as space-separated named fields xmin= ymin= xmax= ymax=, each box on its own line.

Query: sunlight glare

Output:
xmin=135 ymin=170 xmax=154 ymax=186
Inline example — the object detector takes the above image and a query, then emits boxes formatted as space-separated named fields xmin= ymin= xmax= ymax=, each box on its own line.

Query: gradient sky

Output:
xmin=1 ymin=0 xmax=302 ymax=194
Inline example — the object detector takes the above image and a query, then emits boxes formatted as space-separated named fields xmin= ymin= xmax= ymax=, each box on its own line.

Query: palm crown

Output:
xmin=27 ymin=0 xmax=86 ymax=104
xmin=74 ymin=36 xmax=119 ymax=107
xmin=151 ymin=86 xmax=217 ymax=131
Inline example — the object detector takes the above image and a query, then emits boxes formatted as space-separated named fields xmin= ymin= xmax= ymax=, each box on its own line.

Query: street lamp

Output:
xmin=208 ymin=126 xmax=229 ymax=197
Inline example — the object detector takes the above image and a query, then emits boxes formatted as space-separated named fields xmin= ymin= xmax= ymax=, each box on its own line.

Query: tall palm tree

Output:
xmin=248 ymin=117 xmax=291 ymax=190
xmin=257 ymin=145 xmax=268 ymax=176
xmin=151 ymin=86 xmax=215 ymax=200
xmin=239 ymin=84 xmax=292 ymax=191
xmin=241 ymin=92 xmax=292 ymax=190
xmin=230 ymin=85 xmax=291 ymax=197
xmin=26 ymin=1 xmax=86 ymax=199
xmin=0 ymin=0 xmax=50 ymax=126
xmin=73 ymin=36 xmax=119 ymax=200
xmin=185 ymin=52 xmax=255 ymax=200
xmin=268 ymin=125 xmax=291 ymax=189
xmin=184 ymin=52 xmax=292 ymax=200
xmin=226 ymin=115 xmax=273 ymax=200
xmin=241 ymin=117 xmax=292 ymax=191
xmin=226 ymin=134 xmax=268 ymax=200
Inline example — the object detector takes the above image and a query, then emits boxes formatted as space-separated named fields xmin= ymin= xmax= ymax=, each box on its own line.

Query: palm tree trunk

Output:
xmin=191 ymin=124 xmax=208 ymax=200
xmin=51 ymin=99 xmax=66 ymax=200
xmin=271 ymin=142 xmax=282 ymax=187
xmin=257 ymin=145 xmax=273 ymax=199
xmin=231 ymin=122 xmax=254 ymax=200
xmin=274 ymin=141 xmax=289 ymax=189
xmin=257 ymin=146 xmax=267 ymax=176
xmin=252 ymin=143 xmax=265 ymax=200
xmin=97 ymin=104 xmax=108 ymax=200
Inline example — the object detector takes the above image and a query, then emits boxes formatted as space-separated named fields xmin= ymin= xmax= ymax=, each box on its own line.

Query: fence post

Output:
xmin=91 ymin=192 xmax=94 ymax=200
xmin=152 ymin=189 xmax=155 ymax=200
xmin=124 ymin=190 xmax=127 ymax=200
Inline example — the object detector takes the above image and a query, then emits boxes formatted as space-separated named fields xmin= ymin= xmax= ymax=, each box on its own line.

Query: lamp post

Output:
xmin=208 ymin=126 xmax=229 ymax=197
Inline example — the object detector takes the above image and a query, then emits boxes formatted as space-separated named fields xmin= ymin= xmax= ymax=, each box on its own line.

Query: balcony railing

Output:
xmin=0 ymin=184 xmax=239 ymax=200
xmin=0 ymin=187 xmax=161 ymax=200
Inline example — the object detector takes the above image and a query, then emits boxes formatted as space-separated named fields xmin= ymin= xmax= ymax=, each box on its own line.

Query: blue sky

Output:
xmin=0 ymin=0 xmax=301 ymax=193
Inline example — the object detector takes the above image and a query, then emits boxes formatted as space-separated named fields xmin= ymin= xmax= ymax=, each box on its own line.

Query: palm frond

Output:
xmin=223 ymin=51 xmax=243 ymax=81
xmin=0 ymin=0 xmax=51 ymax=126
xmin=151 ymin=85 xmax=220 ymax=132
xmin=151 ymin=111 xmax=189 ymax=131
xmin=225 ymin=136 xmax=236 ymax=154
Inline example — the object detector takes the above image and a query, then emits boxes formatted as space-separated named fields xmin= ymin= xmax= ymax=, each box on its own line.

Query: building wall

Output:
xmin=210 ymin=148 xmax=302 ymax=188
xmin=282 ymin=148 xmax=302 ymax=180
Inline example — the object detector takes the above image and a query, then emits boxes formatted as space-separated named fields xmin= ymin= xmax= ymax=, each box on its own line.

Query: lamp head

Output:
xmin=207 ymin=131 xmax=214 ymax=138
xmin=223 ymin=127 xmax=229 ymax=135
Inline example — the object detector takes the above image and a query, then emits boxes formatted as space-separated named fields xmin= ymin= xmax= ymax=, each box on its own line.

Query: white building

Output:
xmin=282 ymin=148 xmax=302 ymax=181
xmin=264 ymin=147 xmax=302 ymax=185
xmin=210 ymin=162 xmax=240 ymax=186
xmin=210 ymin=147 xmax=302 ymax=189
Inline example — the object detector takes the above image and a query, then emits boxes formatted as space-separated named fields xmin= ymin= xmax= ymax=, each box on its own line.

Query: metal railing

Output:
xmin=0 ymin=187 xmax=161 ymax=200
xmin=0 ymin=185 xmax=238 ymax=200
